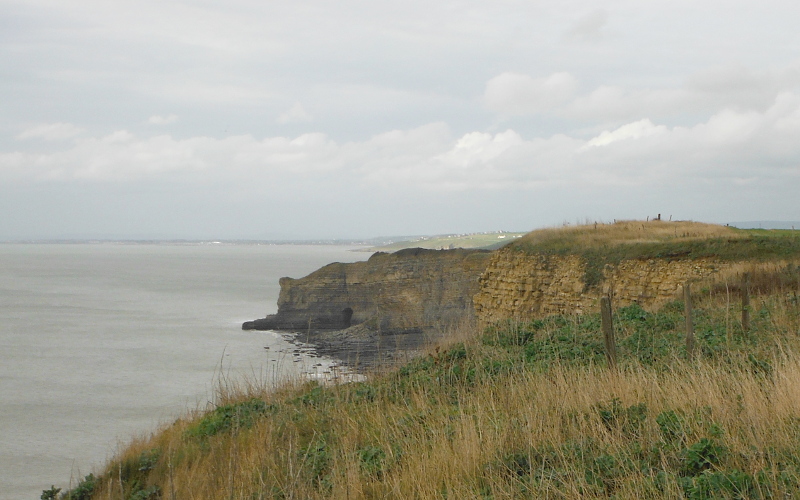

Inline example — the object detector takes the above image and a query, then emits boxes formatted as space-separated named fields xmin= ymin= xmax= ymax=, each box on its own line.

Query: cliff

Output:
xmin=243 ymin=222 xmax=800 ymax=365
xmin=474 ymin=221 xmax=800 ymax=326
xmin=474 ymin=251 xmax=728 ymax=325
xmin=243 ymin=248 xmax=491 ymax=336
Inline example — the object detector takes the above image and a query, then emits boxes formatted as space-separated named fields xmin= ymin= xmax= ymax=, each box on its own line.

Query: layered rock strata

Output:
xmin=474 ymin=247 xmax=730 ymax=326
xmin=243 ymin=248 xmax=491 ymax=336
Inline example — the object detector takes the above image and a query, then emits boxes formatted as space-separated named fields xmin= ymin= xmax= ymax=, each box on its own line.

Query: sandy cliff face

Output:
xmin=244 ymin=248 xmax=491 ymax=333
xmin=474 ymin=247 xmax=730 ymax=326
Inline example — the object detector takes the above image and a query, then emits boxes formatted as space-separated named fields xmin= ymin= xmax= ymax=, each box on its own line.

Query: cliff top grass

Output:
xmin=506 ymin=220 xmax=800 ymax=289
xmin=513 ymin=220 xmax=740 ymax=250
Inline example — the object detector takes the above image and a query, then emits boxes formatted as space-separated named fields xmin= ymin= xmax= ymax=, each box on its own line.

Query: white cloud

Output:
xmin=485 ymin=63 xmax=800 ymax=126
xmin=148 ymin=114 xmax=178 ymax=125
xmin=586 ymin=119 xmax=667 ymax=147
xmin=277 ymin=102 xmax=313 ymax=124
xmin=565 ymin=86 xmax=691 ymax=122
xmin=443 ymin=129 xmax=523 ymax=164
xmin=4 ymin=92 xmax=800 ymax=193
xmin=484 ymin=72 xmax=578 ymax=115
xmin=16 ymin=123 xmax=85 ymax=141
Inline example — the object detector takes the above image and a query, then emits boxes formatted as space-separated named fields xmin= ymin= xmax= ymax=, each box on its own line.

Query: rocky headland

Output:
xmin=243 ymin=247 xmax=491 ymax=367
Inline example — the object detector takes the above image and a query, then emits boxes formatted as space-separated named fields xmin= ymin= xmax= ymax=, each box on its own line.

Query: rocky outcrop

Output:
xmin=243 ymin=248 xmax=491 ymax=335
xmin=474 ymin=247 xmax=730 ymax=326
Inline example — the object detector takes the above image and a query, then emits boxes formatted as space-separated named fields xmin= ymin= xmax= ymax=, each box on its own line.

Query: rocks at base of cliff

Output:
xmin=242 ymin=306 xmax=355 ymax=331
xmin=244 ymin=316 xmax=429 ymax=370
xmin=300 ymin=323 xmax=428 ymax=369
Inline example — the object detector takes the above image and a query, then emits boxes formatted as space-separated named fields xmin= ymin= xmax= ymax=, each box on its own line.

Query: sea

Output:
xmin=0 ymin=243 xmax=368 ymax=499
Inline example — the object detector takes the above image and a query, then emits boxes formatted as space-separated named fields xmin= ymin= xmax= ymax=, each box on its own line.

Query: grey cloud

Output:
xmin=148 ymin=114 xmax=178 ymax=125
xmin=16 ymin=123 xmax=85 ymax=141
xmin=484 ymin=72 xmax=579 ymax=115
xmin=565 ymin=9 xmax=608 ymax=42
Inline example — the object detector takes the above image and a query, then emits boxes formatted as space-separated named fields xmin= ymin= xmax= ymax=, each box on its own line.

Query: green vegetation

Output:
xmin=40 ymin=486 xmax=61 ymax=500
xmin=184 ymin=398 xmax=276 ymax=440
xmin=60 ymin=474 xmax=97 ymax=500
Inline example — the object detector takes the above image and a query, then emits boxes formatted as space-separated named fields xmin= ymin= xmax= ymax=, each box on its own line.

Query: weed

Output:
xmin=185 ymin=398 xmax=274 ymax=439
xmin=357 ymin=445 xmax=387 ymax=477
xmin=62 ymin=473 xmax=96 ymax=500
xmin=40 ymin=486 xmax=60 ymax=500
xmin=128 ymin=485 xmax=160 ymax=499
xmin=595 ymin=398 xmax=648 ymax=437
xmin=681 ymin=437 xmax=726 ymax=476
xmin=300 ymin=433 xmax=332 ymax=489
xmin=656 ymin=410 xmax=687 ymax=445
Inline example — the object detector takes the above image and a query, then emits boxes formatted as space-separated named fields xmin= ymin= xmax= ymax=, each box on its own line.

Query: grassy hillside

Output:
xmin=53 ymin=222 xmax=800 ymax=499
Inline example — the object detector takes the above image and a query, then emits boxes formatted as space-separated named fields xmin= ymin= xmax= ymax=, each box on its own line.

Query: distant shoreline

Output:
xmin=0 ymin=239 xmax=375 ymax=246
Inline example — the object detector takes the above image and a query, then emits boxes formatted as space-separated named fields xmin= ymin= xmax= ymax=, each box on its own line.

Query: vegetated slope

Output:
xmin=58 ymin=245 xmax=800 ymax=499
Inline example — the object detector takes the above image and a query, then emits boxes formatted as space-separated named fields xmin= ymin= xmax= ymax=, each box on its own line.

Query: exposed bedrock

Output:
xmin=242 ymin=248 xmax=492 ymax=335
xmin=473 ymin=248 xmax=734 ymax=326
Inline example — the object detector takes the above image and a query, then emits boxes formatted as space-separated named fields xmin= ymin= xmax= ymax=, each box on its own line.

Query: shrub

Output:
xmin=185 ymin=398 xmax=274 ymax=439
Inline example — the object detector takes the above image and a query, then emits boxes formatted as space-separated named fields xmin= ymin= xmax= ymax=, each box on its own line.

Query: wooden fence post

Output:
xmin=742 ymin=272 xmax=750 ymax=333
xmin=684 ymin=282 xmax=695 ymax=359
xmin=600 ymin=296 xmax=617 ymax=369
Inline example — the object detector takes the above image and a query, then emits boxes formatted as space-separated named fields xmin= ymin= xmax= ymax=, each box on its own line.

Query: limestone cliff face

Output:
xmin=243 ymin=248 xmax=491 ymax=333
xmin=474 ymin=247 xmax=730 ymax=326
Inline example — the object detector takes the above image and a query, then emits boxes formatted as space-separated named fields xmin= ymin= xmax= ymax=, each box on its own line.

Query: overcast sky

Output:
xmin=2 ymin=0 xmax=799 ymax=240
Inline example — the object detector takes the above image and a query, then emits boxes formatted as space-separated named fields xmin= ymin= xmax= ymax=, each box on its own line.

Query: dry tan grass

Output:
xmin=515 ymin=220 xmax=742 ymax=250
xmin=90 ymin=355 xmax=800 ymax=499
xmin=85 ymin=323 xmax=800 ymax=497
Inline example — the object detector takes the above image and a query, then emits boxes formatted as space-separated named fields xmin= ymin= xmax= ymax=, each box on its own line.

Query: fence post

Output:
xmin=684 ymin=282 xmax=695 ymax=359
xmin=600 ymin=296 xmax=617 ymax=369
xmin=742 ymin=273 xmax=750 ymax=333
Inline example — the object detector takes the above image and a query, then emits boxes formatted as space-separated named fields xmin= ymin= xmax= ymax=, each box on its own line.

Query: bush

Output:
xmin=63 ymin=474 xmax=96 ymax=500
xmin=185 ymin=398 xmax=274 ymax=439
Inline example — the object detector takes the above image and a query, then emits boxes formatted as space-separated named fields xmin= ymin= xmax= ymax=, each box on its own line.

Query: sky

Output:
xmin=1 ymin=0 xmax=799 ymax=240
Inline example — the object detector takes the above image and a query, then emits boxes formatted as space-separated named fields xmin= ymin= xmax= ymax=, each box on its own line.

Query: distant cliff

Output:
xmin=243 ymin=248 xmax=491 ymax=335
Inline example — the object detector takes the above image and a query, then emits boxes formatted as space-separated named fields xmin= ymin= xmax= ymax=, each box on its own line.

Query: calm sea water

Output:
xmin=0 ymin=243 xmax=367 ymax=499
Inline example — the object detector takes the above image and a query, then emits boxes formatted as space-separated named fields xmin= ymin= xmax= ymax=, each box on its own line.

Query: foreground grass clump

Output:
xmin=59 ymin=277 xmax=800 ymax=499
